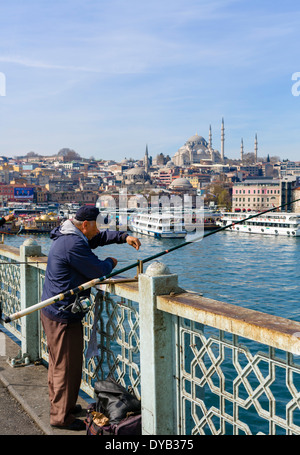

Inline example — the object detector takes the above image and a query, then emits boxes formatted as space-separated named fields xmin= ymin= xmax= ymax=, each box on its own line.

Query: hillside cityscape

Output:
xmin=0 ymin=123 xmax=300 ymax=213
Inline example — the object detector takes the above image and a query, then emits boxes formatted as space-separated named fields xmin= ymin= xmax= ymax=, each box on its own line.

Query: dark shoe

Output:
xmin=51 ymin=418 xmax=86 ymax=431
xmin=71 ymin=404 xmax=82 ymax=414
xmin=67 ymin=419 xmax=86 ymax=431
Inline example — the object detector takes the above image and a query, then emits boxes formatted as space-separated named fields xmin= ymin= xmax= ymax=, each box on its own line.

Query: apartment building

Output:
xmin=232 ymin=179 xmax=281 ymax=212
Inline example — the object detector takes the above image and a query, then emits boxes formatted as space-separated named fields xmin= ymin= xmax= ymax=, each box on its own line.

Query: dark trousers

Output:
xmin=41 ymin=312 xmax=83 ymax=426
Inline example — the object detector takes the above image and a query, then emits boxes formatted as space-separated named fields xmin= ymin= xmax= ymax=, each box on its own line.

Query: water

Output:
xmin=7 ymin=229 xmax=300 ymax=321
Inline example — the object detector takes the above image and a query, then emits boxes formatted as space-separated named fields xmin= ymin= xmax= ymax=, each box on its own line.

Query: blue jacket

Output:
xmin=41 ymin=220 xmax=128 ymax=323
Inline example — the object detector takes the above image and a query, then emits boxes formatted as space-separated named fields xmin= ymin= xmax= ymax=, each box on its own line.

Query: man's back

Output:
xmin=41 ymin=220 xmax=117 ymax=322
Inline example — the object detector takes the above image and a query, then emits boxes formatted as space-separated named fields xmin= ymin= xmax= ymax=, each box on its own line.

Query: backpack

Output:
xmin=85 ymin=377 xmax=142 ymax=435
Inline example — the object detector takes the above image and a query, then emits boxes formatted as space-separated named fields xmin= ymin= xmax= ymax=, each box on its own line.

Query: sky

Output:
xmin=0 ymin=0 xmax=300 ymax=162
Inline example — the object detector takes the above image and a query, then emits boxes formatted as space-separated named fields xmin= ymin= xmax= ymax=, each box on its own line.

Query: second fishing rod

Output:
xmin=3 ymin=197 xmax=300 ymax=323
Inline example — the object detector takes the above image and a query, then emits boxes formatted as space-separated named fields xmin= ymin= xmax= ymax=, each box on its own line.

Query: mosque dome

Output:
xmin=165 ymin=160 xmax=175 ymax=168
xmin=185 ymin=134 xmax=208 ymax=148
xmin=169 ymin=177 xmax=193 ymax=190
xmin=126 ymin=167 xmax=148 ymax=177
xmin=125 ymin=166 xmax=150 ymax=183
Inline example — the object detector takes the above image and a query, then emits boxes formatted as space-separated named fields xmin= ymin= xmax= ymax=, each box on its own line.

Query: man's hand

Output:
xmin=4 ymin=214 xmax=15 ymax=222
xmin=126 ymin=235 xmax=141 ymax=250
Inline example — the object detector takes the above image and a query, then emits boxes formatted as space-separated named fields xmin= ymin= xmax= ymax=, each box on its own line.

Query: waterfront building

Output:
xmin=0 ymin=183 xmax=35 ymax=203
xmin=49 ymin=190 xmax=98 ymax=204
xmin=292 ymin=187 xmax=300 ymax=212
xmin=152 ymin=167 xmax=175 ymax=187
xmin=232 ymin=178 xmax=281 ymax=212
xmin=232 ymin=176 xmax=298 ymax=213
xmin=236 ymin=162 xmax=262 ymax=177
xmin=280 ymin=161 xmax=300 ymax=177
xmin=281 ymin=175 xmax=298 ymax=211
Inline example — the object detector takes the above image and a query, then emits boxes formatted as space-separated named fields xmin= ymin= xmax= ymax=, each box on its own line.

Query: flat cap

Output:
xmin=75 ymin=205 xmax=100 ymax=221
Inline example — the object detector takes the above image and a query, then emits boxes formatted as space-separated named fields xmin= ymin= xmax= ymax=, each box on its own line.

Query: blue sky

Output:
xmin=0 ymin=0 xmax=300 ymax=162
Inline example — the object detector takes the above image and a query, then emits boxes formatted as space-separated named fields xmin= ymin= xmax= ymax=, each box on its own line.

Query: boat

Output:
xmin=20 ymin=214 xmax=61 ymax=234
xmin=216 ymin=211 xmax=300 ymax=236
xmin=129 ymin=212 xmax=187 ymax=238
xmin=178 ymin=207 xmax=220 ymax=231
xmin=0 ymin=214 xmax=61 ymax=235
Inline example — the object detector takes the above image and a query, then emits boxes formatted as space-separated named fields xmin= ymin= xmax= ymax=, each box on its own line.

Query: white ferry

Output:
xmin=129 ymin=212 xmax=187 ymax=239
xmin=216 ymin=212 xmax=300 ymax=236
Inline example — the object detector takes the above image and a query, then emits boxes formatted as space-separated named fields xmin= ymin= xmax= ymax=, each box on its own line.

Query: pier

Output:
xmin=1 ymin=238 xmax=300 ymax=435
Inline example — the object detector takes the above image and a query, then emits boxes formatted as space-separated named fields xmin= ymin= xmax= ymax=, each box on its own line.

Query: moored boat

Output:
xmin=129 ymin=212 xmax=187 ymax=238
xmin=216 ymin=211 xmax=300 ymax=236
xmin=0 ymin=214 xmax=61 ymax=235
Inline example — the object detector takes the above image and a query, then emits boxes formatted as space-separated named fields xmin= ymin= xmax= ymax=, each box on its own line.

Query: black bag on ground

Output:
xmin=93 ymin=376 xmax=141 ymax=426
xmin=85 ymin=402 xmax=142 ymax=435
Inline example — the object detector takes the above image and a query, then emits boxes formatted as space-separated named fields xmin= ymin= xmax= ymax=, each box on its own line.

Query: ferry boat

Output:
xmin=0 ymin=214 xmax=61 ymax=235
xmin=186 ymin=208 xmax=220 ymax=231
xmin=21 ymin=214 xmax=61 ymax=234
xmin=129 ymin=212 xmax=187 ymax=238
xmin=216 ymin=212 xmax=300 ymax=236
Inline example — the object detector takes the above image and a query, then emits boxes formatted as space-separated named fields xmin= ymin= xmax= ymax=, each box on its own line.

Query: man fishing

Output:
xmin=40 ymin=205 xmax=141 ymax=431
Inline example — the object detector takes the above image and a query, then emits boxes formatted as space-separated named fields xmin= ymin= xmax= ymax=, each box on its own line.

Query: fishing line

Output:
xmin=0 ymin=260 xmax=128 ymax=265
xmin=3 ymin=197 xmax=300 ymax=323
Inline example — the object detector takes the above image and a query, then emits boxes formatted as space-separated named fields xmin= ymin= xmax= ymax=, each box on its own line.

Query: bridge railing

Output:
xmin=1 ymin=239 xmax=300 ymax=435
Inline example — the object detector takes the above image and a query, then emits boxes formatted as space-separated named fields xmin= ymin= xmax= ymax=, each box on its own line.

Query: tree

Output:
xmin=26 ymin=151 xmax=40 ymax=157
xmin=58 ymin=148 xmax=81 ymax=161
xmin=205 ymin=183 xmax=232 ymax=209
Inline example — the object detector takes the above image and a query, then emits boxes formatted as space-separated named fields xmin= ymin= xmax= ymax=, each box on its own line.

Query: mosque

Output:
xmin=121 ymin=119 xmax=259 ymax=189
xmin=172 ymin=119 xmax=224 ymax=166
xmin=172 ymin=119 xmax=258 ymax=166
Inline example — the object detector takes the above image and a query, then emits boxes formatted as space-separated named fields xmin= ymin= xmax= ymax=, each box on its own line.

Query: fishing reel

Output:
xmin=61 ymin=295 xmax=93 ymax=314
xmin=71 ymin=295 xmax=93 ymax=314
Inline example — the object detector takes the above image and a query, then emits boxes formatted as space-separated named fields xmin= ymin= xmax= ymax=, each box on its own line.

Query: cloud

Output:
xmin=0 ymin=55 xmax=96 ymax=72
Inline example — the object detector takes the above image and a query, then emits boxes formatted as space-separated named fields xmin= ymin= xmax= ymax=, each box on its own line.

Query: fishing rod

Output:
xmin=0 ymin=260 xmax=128 ymax=266
xmin=3 ymin=197 xmax=300 ymax=323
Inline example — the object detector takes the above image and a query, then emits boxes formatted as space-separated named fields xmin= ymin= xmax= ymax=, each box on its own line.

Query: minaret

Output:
xmin=221 ymin=118 xmax=225 ymax=162
xmin=254 ymin=133 xmax=258 ymax=163
xmin=144 ymin=144 xmax=149 ymax=173
xmin=208 ymin=124 xmax=215 ymax=162
xmin=240 ymin=138 xmax=244 ymax=161
xmin=208 ymin=124 xmax=212 ymax=149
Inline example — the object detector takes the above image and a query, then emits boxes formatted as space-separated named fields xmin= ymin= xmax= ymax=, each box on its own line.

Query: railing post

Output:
xmin=20 ymin=239 xmax=42 ymax=362
xmin=138 ymin=261 xmax=179 ymax=435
